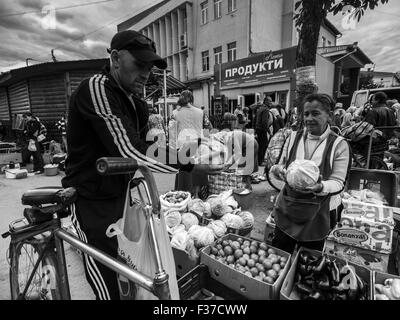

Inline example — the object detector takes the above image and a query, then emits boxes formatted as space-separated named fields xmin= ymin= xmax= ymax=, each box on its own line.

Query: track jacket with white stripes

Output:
xmin=62 ymin=66 xmax=193 ymax=200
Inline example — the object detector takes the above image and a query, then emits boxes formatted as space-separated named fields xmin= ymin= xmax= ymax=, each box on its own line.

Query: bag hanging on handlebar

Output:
xmin=106 ymin=181 xmax=179 ymax=300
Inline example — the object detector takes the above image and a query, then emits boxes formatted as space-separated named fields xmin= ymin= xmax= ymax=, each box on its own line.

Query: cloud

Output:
xmin=328 ymin=1 xmax=400 ymax=72
xmin=0 ymin=0 xmax=160 ymax=72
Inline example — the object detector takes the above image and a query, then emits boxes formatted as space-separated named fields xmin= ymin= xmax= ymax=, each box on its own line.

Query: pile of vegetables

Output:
xmin=293 ymin=251 xmax=369 ymax=300
xmin=375 ymin=278 xmax=400 ymax=300
xmin=162 ymin=189 xmax=255 ymax=260
xmin=206 ymin=237 xmax=288 ymax=284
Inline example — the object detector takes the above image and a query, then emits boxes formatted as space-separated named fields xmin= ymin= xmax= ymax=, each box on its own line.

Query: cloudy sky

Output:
xmin=0 ymin=0 xmax=399 ymax=73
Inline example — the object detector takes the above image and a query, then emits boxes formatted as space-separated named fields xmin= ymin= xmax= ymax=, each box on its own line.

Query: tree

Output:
xmin=293 ymin=0 xmax=389 ymax=125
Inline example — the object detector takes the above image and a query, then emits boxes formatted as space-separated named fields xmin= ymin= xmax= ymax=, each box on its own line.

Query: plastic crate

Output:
xmin=178 ymin=264 xmax=247 ymax=300
xmin=346 ymin=168 xmax=398 ymax=207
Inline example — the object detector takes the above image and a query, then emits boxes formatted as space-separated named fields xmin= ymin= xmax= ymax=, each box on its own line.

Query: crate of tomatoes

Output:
xmin=200 ymin=234 xmax=291 ymax=300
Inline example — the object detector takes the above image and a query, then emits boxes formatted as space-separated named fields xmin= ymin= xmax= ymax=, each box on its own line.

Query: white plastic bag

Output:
xmin=106 ymin=182 xmax=180 ymax=300
xmin=28 ymin=139 xmax=37 ymax=152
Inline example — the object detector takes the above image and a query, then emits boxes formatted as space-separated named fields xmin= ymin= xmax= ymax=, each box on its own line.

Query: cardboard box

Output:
xmin=200 ymin=234 xmax=291 ymax=300
xmin=264 ymin=213 xmax=276 ymax=244
xmin=328 ymin=201 xmax=394 ymax=254
xmin=280 ymin=247 xmax=373 ymax=300
xmin=342 ymin=199 xmax=395 ymax=226
xmin=372 ymin=271 xmax=400 ymax=300
xmin=5 ymin=168 xmax=28 ymax=179
xmin=172 ymin=246 xmax=200 ymax=278
xmin=324 ymin=240 xmax=389 ymax=273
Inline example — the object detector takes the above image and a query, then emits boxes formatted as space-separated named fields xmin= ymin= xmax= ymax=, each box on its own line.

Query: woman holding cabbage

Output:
xmin=269 ymin=94 xmax=351 ymax=254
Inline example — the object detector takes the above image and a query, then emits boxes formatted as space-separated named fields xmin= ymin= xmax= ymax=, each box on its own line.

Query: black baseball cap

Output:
xmin=107 ymin=30 xmax=167 ymax=70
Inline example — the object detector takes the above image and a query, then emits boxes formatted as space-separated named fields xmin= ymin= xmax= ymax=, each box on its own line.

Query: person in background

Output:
xmin=332 ymin=102 xmax=346 ymax=128
xmin=270 ymin=103 xmax=287 ymax=125
xmin=234 ymin=104 xmax=245 ymax=130
xmin=21 ymin=112 xmax=45 ymax=174
xmin=341 ymin=106 xmax=357 ymax=128
xmin=255 ymin=97 xmax=273 ymax=166
xmin=0 ymin=120 xmax=6 ymax=141
xmin=242 ymin=107 xmax=250 ymax=130
xmin=270 ymin=94 xmax=350 ymax=254
xmin=201 ymin=106 xmax=213 ymax=131
xmin=147 ymin=107 xmax=166 ymax=147
xmin=174 ymin=90 xmax=208 ymax=197
xmin=363 ymin=92 xmax=397 ymax=158
xmin=56 ymin=113 xmax=68 ymax=153
xmin=387 ymin=99 xmax=400 ymax=125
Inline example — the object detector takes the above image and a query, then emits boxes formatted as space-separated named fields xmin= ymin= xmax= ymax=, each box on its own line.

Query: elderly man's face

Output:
xmin=114 ymin=50 xmax=153 ymax=94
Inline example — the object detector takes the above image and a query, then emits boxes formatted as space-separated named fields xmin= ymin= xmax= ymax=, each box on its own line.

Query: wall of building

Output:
xmin=192 ymin=0 xmax=250 ymax=79
xmin=315 ymin=54 xmax=335 ymax=96
xmin=251 ymin=0 xmax=284 ymax=53
xmin=318 ymin=25 xmax=337 ymax=47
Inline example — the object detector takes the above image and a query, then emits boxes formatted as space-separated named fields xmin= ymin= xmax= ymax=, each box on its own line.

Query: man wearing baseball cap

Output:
xmin=62 ymin=30 xmax=224 ymax=300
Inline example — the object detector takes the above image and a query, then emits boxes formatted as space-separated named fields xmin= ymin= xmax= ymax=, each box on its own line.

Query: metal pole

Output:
xmin=164 ymin=70 xmax=168 ymax=125
xmin=55 ymin=229 xmax=154 ymax=293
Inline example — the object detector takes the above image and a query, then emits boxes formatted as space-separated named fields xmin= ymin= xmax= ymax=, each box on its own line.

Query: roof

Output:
xmin=361 ymin=71 xmax=397 ymax=77
xmin=0 ymin=59 xmax=186 ymax=93
xmin=322 ymin=18 xmax=342 ymax=37
xmin=117 ymin=0 xmax=172 ymax=31
xmin=0 ymin=59 xmax=107 ymax=87
xmin=317 ymin=43 xmax=373 ymax=66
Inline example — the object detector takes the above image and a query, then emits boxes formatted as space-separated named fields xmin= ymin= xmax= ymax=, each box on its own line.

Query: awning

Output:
xmin=145 ymin=69 xmax=187 ymax=100
xmin=317 ymin=43 xmax=373 ymax=68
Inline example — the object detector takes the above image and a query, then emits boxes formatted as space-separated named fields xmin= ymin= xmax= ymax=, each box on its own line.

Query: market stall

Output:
xmin=162 ymin=164 xmax=400 ymax=300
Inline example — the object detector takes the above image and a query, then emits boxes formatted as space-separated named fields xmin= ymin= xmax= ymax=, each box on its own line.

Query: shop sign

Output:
xmin=216 ymin=46 xmax=296 ymax=88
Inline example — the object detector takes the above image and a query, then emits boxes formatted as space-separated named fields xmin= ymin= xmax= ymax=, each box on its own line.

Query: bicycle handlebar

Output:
xmin=96 ymin=157 xmax=161 ymax=213
xmin=96 ymin=157 xmax=139 ymax=175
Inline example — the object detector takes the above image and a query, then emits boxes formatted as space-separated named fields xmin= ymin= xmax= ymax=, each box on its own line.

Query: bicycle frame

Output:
xmin=8 ymin=215 xmax=170 ymax=300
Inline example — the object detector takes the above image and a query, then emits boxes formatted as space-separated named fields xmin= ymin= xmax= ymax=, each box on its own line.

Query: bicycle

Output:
xmin=2 ymin=157 xmax=171 ymax=300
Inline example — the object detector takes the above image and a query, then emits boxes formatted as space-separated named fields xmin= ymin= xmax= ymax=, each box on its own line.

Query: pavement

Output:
xmin=0 ymin=167 xmax=275 ymax=300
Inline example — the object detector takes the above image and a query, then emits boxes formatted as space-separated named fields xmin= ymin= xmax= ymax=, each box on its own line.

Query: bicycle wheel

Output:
xmin=9 ymin=240 xmax=61 ymax=300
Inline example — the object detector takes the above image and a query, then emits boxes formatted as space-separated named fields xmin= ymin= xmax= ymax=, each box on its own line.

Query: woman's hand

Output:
xmin=302 ymin=175 xmax=324 ymax=194
xmin=271 ymin=165 xmax=286 ymax=181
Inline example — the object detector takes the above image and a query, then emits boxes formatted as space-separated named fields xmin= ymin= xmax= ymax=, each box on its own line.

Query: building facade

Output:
xmin=119 ymin=0 xmax=370 ymax=114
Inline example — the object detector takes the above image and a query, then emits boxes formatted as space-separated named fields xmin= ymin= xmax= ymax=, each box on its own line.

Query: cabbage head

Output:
xmin=286 ymin=160 xmax=320 ymax=190
xmin=221 ymin=213 xmax=244 ymax=229
xmin=181 ymin=213 xmax=199 ymax=231
xmin=207 ymin=220 xmax=227 ymax=238
xmin=188 ymin=225 xmax=215 ymax=248
xmin=237 ymin=211 xmax=254 ymax=229
xmin=164 ymin=211 xmax=182 ymax=229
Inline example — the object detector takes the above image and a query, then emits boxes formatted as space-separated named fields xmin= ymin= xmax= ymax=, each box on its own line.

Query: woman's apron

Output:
xmin=273 ymin=130 xmax=339 ymax=242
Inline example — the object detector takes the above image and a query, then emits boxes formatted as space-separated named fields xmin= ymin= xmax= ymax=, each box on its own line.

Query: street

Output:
xmin=0 ymin=168 xmax=274 ymax=300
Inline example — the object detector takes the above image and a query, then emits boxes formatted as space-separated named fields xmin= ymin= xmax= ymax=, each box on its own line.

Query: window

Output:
xmin=322 ymin=36 xmax=326 ymax=47
xmin=214 ymin=0 xmax=222 ymax=19
xmin=202 ymin=50 xmax=210 ymax=72
xmin=201 ymin=1 xmax=209 ymax=25
xmin=228 ymin=0 xmax=237 ymax=13
xmin=227 ymin=42 xmax=237 ymax=62
xmin=214 ymin=46 xmax=222 ymax=65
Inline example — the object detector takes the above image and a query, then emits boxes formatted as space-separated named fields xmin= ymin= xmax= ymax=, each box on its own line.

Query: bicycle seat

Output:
xmin=22 ymin=187 xmax=77 ymax=207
